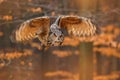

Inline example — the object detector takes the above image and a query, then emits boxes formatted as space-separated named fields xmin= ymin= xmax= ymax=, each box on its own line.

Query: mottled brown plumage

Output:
xmin=10 ymin=16 xmax=50 ymax=46
xmin=59 ymin=16 xmax=96 ymax=37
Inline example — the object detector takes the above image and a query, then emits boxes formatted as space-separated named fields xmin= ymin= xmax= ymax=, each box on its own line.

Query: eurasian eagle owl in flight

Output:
xmin=10 ymin=15 xmax=97 ymax=46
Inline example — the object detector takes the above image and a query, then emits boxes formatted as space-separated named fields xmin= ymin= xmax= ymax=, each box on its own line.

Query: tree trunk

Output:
xmin=75 ymin=0 xmax=97 ymax=16
xmin=79 ymin=42 xmax=93 ymax=80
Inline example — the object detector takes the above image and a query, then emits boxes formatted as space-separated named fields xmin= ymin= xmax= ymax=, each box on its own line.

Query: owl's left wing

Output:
xmin=59 ymin=15 xmax=96 ymax=37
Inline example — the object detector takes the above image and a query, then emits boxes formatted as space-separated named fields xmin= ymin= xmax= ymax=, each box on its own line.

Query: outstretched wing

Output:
xmin=59 ymin=15 xmax=96 ymax=37
xmin=10 ymin=16 xmax=50 ymax=45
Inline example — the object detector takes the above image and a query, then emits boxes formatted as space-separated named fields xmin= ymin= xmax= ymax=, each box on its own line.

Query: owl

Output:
xmin=10 ymin=15 xmax=97 ymax=47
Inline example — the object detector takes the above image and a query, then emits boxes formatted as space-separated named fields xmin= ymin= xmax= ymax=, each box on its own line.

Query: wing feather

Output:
xmin=59 ymin=16 xmax=96 ymax=37
xmin=10 ymin=16 xmax=50 ymax=43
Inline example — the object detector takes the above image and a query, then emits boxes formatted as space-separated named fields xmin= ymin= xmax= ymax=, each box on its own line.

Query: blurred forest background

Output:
xmin=0 ymin=0 xmax=120 ymax=80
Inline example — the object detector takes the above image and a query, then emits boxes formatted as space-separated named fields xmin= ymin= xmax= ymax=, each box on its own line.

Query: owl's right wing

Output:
xmin=10 ymin=16 xmax=50 ymax=43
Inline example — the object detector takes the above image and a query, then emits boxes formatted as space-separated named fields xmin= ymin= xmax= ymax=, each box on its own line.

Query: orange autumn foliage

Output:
xmin=94 ymin=47 xmax=120 ymax=58
xmin=29 ymin=7 xmax=42 ymax=13
xmin=30 ymin=42 xmax=42 ymax=50
xmin=45 ymin=70 xmax=73 ymax=78
xmin=28 ymin=62 xmax=32 ymax=67
xmin=94 ymin=72 xmax=120 ymax=80
xmin=20 ymin=61 xmax=25 ymax=65
xmin=28 ymin=0 xmax=32 ymax=2
xmin=0 ymin=32 xmax=4 ymax=37
xmin=45 ymin=70 xmax=120 ymax=80
xmin=0 ymin=63 xmax=5 ymax=68
xmin=0 ymin=49 xmax=32 ymax=60
xmin=94 ymin=25 xmax=120 ymax=48
xmin=52 ymin=50 xmax=79 ymax=57
xmin=63 ymin=37 xmax=80 ymax=46
xmin=0 ymin=0 xmax=5 ymax=4
xmin=2 ymin=15 xmax=13 ymax=21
